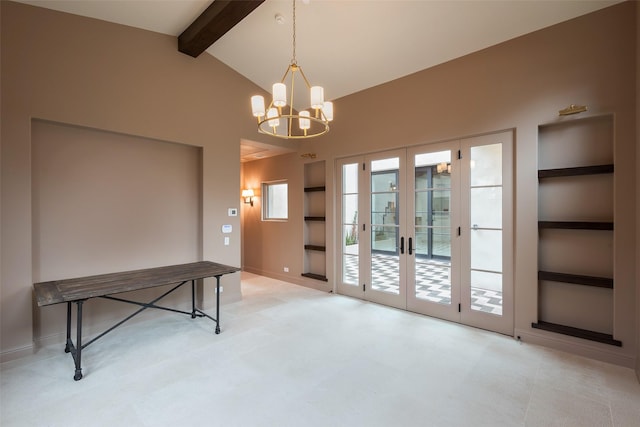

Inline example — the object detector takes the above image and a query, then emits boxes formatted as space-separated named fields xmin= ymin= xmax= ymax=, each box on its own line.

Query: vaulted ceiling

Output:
xmin=14 ymin=0 xmax=622 ymax=161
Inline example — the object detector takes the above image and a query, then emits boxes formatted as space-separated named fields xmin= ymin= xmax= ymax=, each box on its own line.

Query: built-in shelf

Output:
xmin=531 ymin=320 xmax=622 ymax=347
xmin=538 ymin=271 xmax=613 ymax=289
xmin=303 ymin=162 xmax=327 ymax=286
xmin=304 ymin=186 xmax=326 ymax=192
xmin=538 ymin=221 xmax=613 ymax=230
xmin=301 ymin=272 xmax=328 ymax=282
xmin=538 ymin=164 xmax=614 ymax=179
xmin=536 ymin=115 xmax=617 ymax=350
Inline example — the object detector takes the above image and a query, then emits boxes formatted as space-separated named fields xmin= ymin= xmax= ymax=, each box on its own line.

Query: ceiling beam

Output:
xmin=178 ymin=0 xmax=265 ymax=58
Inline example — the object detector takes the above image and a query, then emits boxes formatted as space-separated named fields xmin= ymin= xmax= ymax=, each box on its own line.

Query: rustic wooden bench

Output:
xmin=34 ymin=261 xmax=239 ymax=380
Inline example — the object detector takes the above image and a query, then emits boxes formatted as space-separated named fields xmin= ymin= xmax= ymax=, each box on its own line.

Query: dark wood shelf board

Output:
xmin=304 ymin=186 xmax=326 ymax=192
xmin=304 ymin=216 xmax=326 ymax=221
xmin=538 ymin=221 xmax=613 ymax=230
xmin=532 ymin=321 xmax=622 ymax=347
xmin=301 ymin=272 xmax=328 ymax=282
xmin=538 ymin=164 xmax=614 ymax=179
xmin=304 ymin=245 xmax=326 ymax=252
xmin=538 ymin=271 xmax=613 ymax=288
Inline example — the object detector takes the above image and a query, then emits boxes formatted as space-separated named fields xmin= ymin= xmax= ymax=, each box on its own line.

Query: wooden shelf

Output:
xmin=538 ymin=164 xmax=613 ymax=179
xmin=304 ymin=186 xmax=326 ymax=192
xmin=536 ymin=116 xmax=617 ymax=351
xmin=532 ymin=321 xmax=622 ymax=347
xmin=538 ymin=271 xmax=613 ymax=289
xmin=538 ymin=221 xmax=613 ymax=230
xmin=303 ymin=162 xmax=327 ymax=287
xmin=301 ymin=272 xmax=328 ymax=282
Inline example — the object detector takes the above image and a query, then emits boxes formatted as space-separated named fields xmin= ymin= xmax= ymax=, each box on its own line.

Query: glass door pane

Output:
xmin=407 ymin=143 xmax=460 ymax=322
xmin=337 ymin=150 xmax=407 ymax=309
xmin=469 ymin=143 xmax=503 ymax=315
xmin=370 ymin=158 xmax=400 ymax=295
xmin=341 ymin=162 xmax=360 ymax=287
xmin=460 ymin=131 xmax=513 ymax=336
xmin=414 ymin=151 xmax=452 ymax=304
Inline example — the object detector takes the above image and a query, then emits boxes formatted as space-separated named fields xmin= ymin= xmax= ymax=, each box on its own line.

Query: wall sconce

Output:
xmin=437 ymin=162 xmax=451 ymax=174
xmin=242 ymin=189 xmax=255 ymax=207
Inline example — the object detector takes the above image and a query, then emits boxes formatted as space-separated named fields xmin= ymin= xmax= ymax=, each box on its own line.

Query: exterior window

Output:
xmin=262 ymin=181 xmax=288 ymax=220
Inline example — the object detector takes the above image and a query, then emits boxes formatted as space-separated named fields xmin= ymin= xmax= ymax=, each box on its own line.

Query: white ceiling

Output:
xmin=15 ymin=0 xmax=621 ymax=161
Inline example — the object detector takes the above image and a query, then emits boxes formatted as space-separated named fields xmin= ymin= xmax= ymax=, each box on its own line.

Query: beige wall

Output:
xmin=241 ymin=153 xmax=331 ymax=292
xmin=242 ymin=153 xmax=318 ymax=286
xmin=0 ymin=1 xmax=263 ymax=359
xmin=241 ymin=153 xmax=333 ymax=291
xmin=31 ymin=120 xmax=203 ymax=339
xmin=244 ymin=2 xmax=638 ymax=367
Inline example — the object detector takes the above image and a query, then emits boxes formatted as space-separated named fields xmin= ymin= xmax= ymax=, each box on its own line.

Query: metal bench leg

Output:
xmin=74 ymin=301 xmax=84 ymax=381
xmin=191 ymin=280 xmax=197 ymax=318
xmin=215 ymin=276 xmax=221 ymax=334
xmin=65 ymin=302 xmax=72 ymax=353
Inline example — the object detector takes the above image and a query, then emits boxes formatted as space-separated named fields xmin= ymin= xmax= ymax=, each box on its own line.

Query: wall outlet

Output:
xmin=283 ymin=267 xmax=289 ymax=272
xmin=215 ymin=286 xmax=223 ymax=294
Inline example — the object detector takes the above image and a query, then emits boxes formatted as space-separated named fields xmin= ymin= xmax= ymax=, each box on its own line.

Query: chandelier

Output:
xmin=250 ymin=0 xmax=333 ymax=139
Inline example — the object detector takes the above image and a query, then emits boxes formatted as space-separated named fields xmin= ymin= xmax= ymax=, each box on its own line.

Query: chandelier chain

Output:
xmin=291 ymin=0 xmax=296 ymax=64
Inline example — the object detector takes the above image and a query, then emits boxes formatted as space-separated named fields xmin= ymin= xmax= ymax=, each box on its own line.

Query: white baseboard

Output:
xmin=242 ymin=267 xmax=332 ymax=293
xmin=0 ymin=344 xmax=35 ymax=363
xmin=242 ymin=266 xmax=293 ymax=284
xmin=515 ymin=327 xmax=636 ymax=368
xmin=1 ymin=332 xmax=72 ymax=363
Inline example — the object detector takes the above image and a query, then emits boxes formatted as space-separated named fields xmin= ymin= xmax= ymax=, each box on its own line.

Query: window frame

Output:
xmin=261 ymin=180 xmax=289 ymax=221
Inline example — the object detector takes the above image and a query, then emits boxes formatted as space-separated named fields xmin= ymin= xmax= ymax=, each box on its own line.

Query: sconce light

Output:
xmin=242 ymin=189 xmax=255 ymax=207
xmin=559 ymin=104 xmax=587 ymax=116
xmin=437 ymin=162 xmax=451 ymax=174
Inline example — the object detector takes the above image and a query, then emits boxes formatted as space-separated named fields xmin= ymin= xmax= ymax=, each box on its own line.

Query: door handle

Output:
xmin=400 ymin=236 xmax=405 ymax=254
xmin=408 ymin=237 xmax=413 ymax=255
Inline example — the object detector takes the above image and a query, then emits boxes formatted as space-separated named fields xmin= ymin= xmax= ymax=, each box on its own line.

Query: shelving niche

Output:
xmin=533 ymin=113 xmax=621 ymax=346
xmin=302 ymin=161 xmax=328 ymax=282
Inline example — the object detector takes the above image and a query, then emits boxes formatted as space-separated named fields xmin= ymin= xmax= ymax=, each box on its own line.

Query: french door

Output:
xmin=337 ymin=131 xmax=513 ymax=335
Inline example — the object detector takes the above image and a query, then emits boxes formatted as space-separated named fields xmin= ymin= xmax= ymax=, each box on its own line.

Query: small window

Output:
xmin=262 ymin=181 xmax=288 ymax=221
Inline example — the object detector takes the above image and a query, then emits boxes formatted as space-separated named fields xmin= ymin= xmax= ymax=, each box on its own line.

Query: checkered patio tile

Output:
xmin=342 ymin=253 xmax=502 ymax=315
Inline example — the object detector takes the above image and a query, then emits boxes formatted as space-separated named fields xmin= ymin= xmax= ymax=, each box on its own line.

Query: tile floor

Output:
xmin=1 ymin=272 xmax=639 ymax=426
xmin=345 ymin=253 xmax=503 ymax=314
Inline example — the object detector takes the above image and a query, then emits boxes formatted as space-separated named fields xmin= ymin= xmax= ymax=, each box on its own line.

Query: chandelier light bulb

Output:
xmin=299 ymin=110 xmax=311 ymax=130
xmin=251 ymin=95 xmax=265 ymax=117
xmin=273 ymin=83 xmax=287 ymax=107
xmin=323 ymin=101 xmax=334 ymax=121
xmin=310 ymin=86 xmax=324 ymax=110
xmin=266 ymin=107 xmax=280 ymax=129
